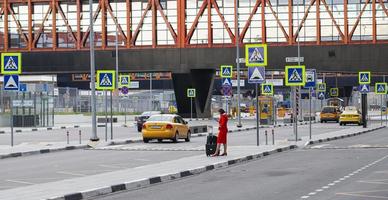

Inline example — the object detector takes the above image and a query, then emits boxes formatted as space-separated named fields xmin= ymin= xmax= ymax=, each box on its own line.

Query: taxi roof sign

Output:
xmin=220 ymin=65 xmax=233 ymax=78
xmin=245 ymin=44 xmax=267 ymax=67
xmin=96 ymin=70 xmax=116 ymax=90
xmin=261 ymin=83 xmax=274 ymax=95
xmin=375 ymin=82 xmax=387 ymax=94
xmin=1 ymin=53 xmax=22 ymax=74
xmin=285 ymin=65 xmax=306 ymax=86
xmin=358 ymin=71 xmax=371 ymax=85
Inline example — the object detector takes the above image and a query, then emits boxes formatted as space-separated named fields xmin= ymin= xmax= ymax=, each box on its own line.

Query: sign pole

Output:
xmin=105 ymin=90 xmax=108 ymax=142
xmin=309 ymin=88 xmax=312 ymax=140
xmin=89 ymin=0 xmax=98 ymax=141
xmin=110 ymin=91 xmax=113 ymax=140
xmin=381 ymin=94 xmax=383 ymax=126
xmin=190 ymin=97 xmax=193 ymax=121
xmin=124 ymin=98 xmax=127 ymax=125
xmin=235 ymin=0 xmax=242 ymax=128
xmin=10 ymin=94 xmax=14 ymax=147
xmin=256 ymin=83 xmax=260 ymax=146
xmin=385 ymin=75 xmax=387 ymax=126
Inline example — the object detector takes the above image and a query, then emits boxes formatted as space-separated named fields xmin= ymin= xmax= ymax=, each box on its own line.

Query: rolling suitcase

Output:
xmin=206 ymin=135 xmax=217 ymax=156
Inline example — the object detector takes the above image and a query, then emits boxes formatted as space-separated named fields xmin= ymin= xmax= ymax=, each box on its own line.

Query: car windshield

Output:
xmin=345 ymin=106 xmax=357 ymax=111
xmin=141 ymin=111 xmax=161 ymax=117
xmin=147 ymin=115 xmax=174 ymax=122
xmin=322 ymin=107 xmax=336 ymax=113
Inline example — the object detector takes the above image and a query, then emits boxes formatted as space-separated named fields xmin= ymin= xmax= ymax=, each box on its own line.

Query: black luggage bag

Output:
xmin=206 ymin=135 xmax=217 ymax=156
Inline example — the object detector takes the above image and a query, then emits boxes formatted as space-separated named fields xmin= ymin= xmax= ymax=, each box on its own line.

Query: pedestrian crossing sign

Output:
xmin=285 ymin=65 xmax=305 ymax=86
xmin=245 ymin=44 xmax=267 ymax=67
xmin=317 ymin=83 xmax=326 ymax=92
xmin=248 ymin=66 xmax=265 ymax=84
xmin=3 ymin=74 xmax=19 ymax=91
xmin=330 ymin=88 xmax=339 ymax=97
xmin=375 ymin=82 xmax=387 ymax=94
xmin=318 ymin=91 xmax=325 ymax=100
xmin=1 ymin=53 xmax=22 ymax=74
xmin=359 ymin=84 xmax=370 ymax=94
xmin=261 ymin=83 xmax=274 ymax=95
xmin=96 ymin=70 xmax=116 ymax=90
xmin=358 ymin=71 xmax=371 ymax=85
xmin=187 ymin=88 xmax=196 ymax=98
xmin=220 ymin=65 xmax=233 ymax=78
xmin=119 ymin=75 xmax=130 ymax=88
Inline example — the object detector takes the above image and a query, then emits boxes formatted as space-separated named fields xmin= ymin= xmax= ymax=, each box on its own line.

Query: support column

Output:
xmin=172 ymin=69 xmax=215 ymax=118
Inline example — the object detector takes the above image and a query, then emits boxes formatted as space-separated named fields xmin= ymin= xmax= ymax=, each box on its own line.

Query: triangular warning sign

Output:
xmin=264 ymin=86 xmax=271 ymax=93
xmin=249 ymin=48 xmax=264 ymax=62
xmin=361 ymin=85 xmax=369 ymax=92
xmin=249 ymin=68 xmax=264 ymax=81
xmin=222 ymin=78 xmax=232 ymax=86
xmin=5 ymin=56 xmax=17 ymax=70
xmin=5 ymin=76 xmax=18 ymax=89
xmin=319 ymin=84 xmax=325 ymax=90
xmin=378 ymin=85 xmax=385 ymax=92
xmin=121 ymin=77 xmax=128 ymax=84
xmin=360 ymin=74 xmax=369 ymax=82
xmin=100 ymin=74 xmax=112 ymax=86
xmin=289 ymin=69 xmax=302 ymax=81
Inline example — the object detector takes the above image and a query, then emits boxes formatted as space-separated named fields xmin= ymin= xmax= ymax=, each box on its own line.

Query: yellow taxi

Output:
xmin=320 ymin=106 xmax=341 ymax=123
xmin=142 ymin=114 xmax=191 ymax=143
xmin=339 ymin=106 xmax=362 ymax=126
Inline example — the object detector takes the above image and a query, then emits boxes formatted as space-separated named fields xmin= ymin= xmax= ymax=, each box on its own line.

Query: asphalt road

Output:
xmin=0 ymin=123 xmax=348 ymax=190
xmin=96 ymin=127 xmax=388 ymax=200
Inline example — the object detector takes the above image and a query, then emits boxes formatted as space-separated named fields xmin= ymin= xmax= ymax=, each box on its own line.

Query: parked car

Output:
xmin=320 ymin=106 xmax=341 ymax=123
xmin=339 ymin=106 xmax=362 ymax=126
xmin=141 ymin=114 xmax=191 ymax=143
xmin=135 ymin=111 xmax=162 ymax=132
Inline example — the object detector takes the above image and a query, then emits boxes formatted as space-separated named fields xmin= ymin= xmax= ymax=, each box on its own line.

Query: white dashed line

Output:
xmin=5 ymin=179 xmax=34 ymax=185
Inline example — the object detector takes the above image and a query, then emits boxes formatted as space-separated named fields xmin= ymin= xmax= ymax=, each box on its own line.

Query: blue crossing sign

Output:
xmin=119 ymin=75 xmax=130 ymax=88
xmin=304 ymin=69 xmax=316 ymax=88
xmin=248 ymin=66 xmax=265 ymax=84
xmin=19 ymin=83 xmax=27 ymax=92
xmin=318 ymin=91 xmax=326 ymax=100
xmin=330 ymin=88 xmax=339 ymax=97
xmin=358 ymin=71 xmax=371 ymax=85
xmin=285 ymin=65 xmax=306 ymax=86
xmin=222 ymin=78 xmax=232 ymax=86
xmin=375 ymin=82 xmax=387 ymax=94
xmin=359 ymin=84 xmax=370 ymax=94
xmin=1 ymin=53 xmax=22 ymax=74
xmin=261 ymin=83 xmax=274 ymax=95
xmin=317 ymin=82 xmax=326 ymax=92
xmin=96 ymin=70 xmax=116 ymax=90
xmin=245 ymin=44 xmax=267 ymax=67
xmin=187 ymin=88 xmax=196 ymax=98
xmin=220 ymin=65 xmax=233 ymax=78
xmin=4 ymin=74 xmax=19 ymax=91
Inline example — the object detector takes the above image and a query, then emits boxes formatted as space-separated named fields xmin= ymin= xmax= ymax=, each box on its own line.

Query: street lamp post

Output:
xmin=235 ymin=0 xmax=242 ymax=128
xmin=89 ymin=0 xmax=98 ymax=141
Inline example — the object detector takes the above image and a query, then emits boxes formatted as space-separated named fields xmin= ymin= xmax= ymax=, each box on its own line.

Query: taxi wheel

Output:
xmin=185 ymin=131 xmax=191 ymax=142
xmin=172 ymin=132 xmax=179 ymax=143
xmin=143 ymin=138 xmax=149 ymax=143
xmin=157 ymin=139 xmax=163 ymax=143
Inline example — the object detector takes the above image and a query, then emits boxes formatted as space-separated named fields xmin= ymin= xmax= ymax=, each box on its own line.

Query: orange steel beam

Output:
xmin=349 ymin=0 xmax=371 ymax=40
xmin=76 ymin=0 xmax=81 ymax=49
xmin=288 ymin=0 xmax=293 ymax=45
xmin=316 ymin=0 xmax=320 ymax=44
xmin=28 ymin=0 xmax=32 ymax=50
xmin=106 ymin=1 xmax=128 ymax=42
xmin=81 ymin=3 xmax=101 ymax=47
xmin=151 ymin=0 xmax=156 ymax=48
xmin=379 ymin=0 xmax=388 ymax=17
xmin=177 ymin=0 xmax=186 ymax=47
xmin=56 ymin=2 xmax=77 ymax=46
xmin=212 ymin=0 xmax=234 ymax=42
xmin=52 ymin=0 xmax=57 ymax=49
xmin=207 ymin=0 xmax=212 ymax=47
xmin=126 ymin=0 xmax=131 ymax=48
xmin=8 ymin=4 xmax=29 ymax=45
xmin=33 ymin=5 xmax=52 ymax=46
xmin=101 ymin=0 xmax=106 ymax=49
xmin=261 ymin=0 xmax=266 ymax=43
xmin=372 ymin=0 xmax=376 ymax=43
xmin=266 ymin=0 xmax=289 ymax=41
xmin=185 ymin=0 xmax=207 ymax=44
xmin=240 ymin=0 xmax=261 ymax=43
xmin=320 ymin=0 xmax=345 ymax=41
xmin=344 ymin=0 xmax=348 ymax=44
xmin=156 ymin=1 xmax=177 ymax=43
xmin=4 ymin=0 xmax=8 ymax=51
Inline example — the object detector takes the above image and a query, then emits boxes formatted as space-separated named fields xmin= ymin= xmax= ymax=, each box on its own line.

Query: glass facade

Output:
xmin=0 ymin=0 xmax=386 ymax=50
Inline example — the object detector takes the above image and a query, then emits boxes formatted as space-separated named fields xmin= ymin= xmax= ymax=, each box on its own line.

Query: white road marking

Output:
xmin=308 ymin=192 xmax=316 ymax=195
xmin=301 ymin=196 xmax=309 ymax=199
xmin=98 ymin=164 xmax=123 ymax=169
xmin=56 ymin=171 xmax=86 ymax=177
xmin=5 ymin=179 xmax=34 ymax=185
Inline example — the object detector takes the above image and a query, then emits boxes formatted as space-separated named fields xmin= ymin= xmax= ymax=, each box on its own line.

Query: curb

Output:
xmin=48 ymin=145 xmax=298 ymax=200
xmin=305 ymin=126 xmax=386 ymax=146
xmin=0 ymin=144 xmax=88 ymax=160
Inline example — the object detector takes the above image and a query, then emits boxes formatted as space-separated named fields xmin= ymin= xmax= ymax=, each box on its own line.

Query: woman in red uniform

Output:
xmin=212 ymin=109 xmax=228 ymax=156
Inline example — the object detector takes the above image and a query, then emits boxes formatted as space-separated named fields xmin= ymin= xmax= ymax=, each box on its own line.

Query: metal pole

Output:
xmin=79 ymin=130 xmax=82 ymax=144
xmin=105 ymin=90 xmax=108 ymax=142
xmin=384 ymin=75 xmax=387 ymax=126
xmin=110 ymin=91 xmax=113 ymax=140
xmin=124 ymin=98 xmax=127 ymax=125
xmin=89 ymin=0 xmax=98 ymax=141
xmin=309 ymin=87 xmax=312 ymax=140
xmin=10 ymin=94 xmax=13 ymax=147
xmin=235 ymin=0 xmax=242 ymax=128
xmin=66 ymin=131 xmax=69 ymax=145
xmin=52 ymin=75 xmax=54 ymax=126
xmin=190 ymin=97 xmax=193 ymax=121
xmin=150 ymin=73 xmax=152 ymax=111
xmin=256 ymin=83 xmax=259 ymax=146
xmin=294 ymin=2 xmax=301 ymax=141
xmin=381 ymin=94 xmax=383 ymax=126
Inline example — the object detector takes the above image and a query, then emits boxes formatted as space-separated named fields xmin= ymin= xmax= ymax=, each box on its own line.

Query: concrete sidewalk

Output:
xmin=0 ymin=125 xmax=384 ymax=200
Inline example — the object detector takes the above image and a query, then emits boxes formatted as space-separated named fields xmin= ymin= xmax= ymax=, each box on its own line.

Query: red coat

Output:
xmin=217 ymin=113 xmax=228 ymax=144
